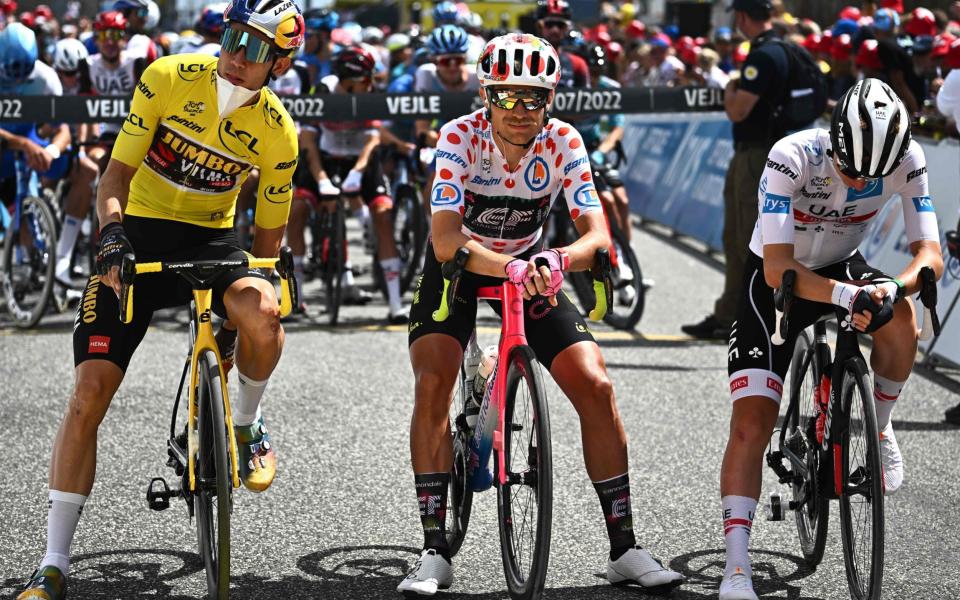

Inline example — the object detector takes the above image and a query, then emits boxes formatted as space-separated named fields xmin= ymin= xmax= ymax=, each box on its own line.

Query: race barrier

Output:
xmin=0 ymin=85 xmax=725 ymax=123
xmin=619 ymin=113 xmax=960 ymax=368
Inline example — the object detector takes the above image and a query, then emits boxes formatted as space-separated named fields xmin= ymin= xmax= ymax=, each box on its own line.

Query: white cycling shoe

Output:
xmin=607 ymin=546 xmax=684 ymax=593
xmin=879 ymin=422 xmax=904 ymax=494
xmin=397 ymin=549 xmax=453 ymax=596
xmin=719 ymin=567 xmax=758 ymax=600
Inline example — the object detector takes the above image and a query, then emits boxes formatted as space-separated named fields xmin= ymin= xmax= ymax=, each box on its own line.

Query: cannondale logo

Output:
xmin=611 ymin=497 xmax=630 ymax=518
xmin=475 ymin=208 xmax=535 ymax=227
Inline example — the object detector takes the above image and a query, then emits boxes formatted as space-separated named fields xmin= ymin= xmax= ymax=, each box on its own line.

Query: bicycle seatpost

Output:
xmin=772 ymin=269 xmax=797 ymax=346
xmin=918 ymin=266 xmax=941 ymax=341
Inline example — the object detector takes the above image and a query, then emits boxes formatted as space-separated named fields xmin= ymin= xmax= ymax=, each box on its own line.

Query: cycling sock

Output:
xmin=234 ymin=371 xmax=268 ymax=426
xmin=415 ymin=472 xmax=450 ymax=558
xmin=41 ymin=490 xmax=86 ymax=575
xmin=721 ymin=495 xmax=756 ymax=577
xmin=873 ymin=374 xmax=905 ymax=429
xmin=341 ymin=261 xmax=356 ymax=287
xmin=55 ymin=215 xmax=82 ymax=276
xmin=381 ymin=257 xmax=403 ymax=312
xmin=592 ymin=472 xmax=636 ymax=560
xmin=352 ymin=205 xmax=370 ymax=231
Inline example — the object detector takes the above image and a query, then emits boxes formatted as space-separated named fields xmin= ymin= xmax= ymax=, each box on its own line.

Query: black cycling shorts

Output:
xmin=727 ymin=250 xmax=891 ymax=403
xmin=295 ymin=151 xmax=392 ymax=209
xmin=73 ymin=216 xmax=267 ymax=372
xmin=408 ymin=242 xmax=596 ymax=370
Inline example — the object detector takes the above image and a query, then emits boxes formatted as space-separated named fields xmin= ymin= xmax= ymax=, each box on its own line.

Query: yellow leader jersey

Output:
xmin=112 ymin=54 xmax=298 ymax=229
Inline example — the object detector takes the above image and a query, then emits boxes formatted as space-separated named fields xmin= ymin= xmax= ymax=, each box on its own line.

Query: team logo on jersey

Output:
xmin=744 ymin=65 xmax=759 ymax=81
xmin=178 ymin=62 xmax=209 ymax=82
xmin=264 ymin=182 xmax=292 ymax=204
xmin=524 ymin=157 xmax=550 ymax=192
xmin=218 ymin=120 xmax=260 ymax=159
xmin=121 ymin=112 xmax=149 ymax=137
xmin=912 ymin=196 xmax=935 ymax=212
xmin=803 ymin=141 xmax=824 ymax=166
xmin=144 ymin=124 xmax=251 ymax=194
xmin=846 ymin=179 xmax=883 ymax=201
xmin=136 ymin=80 xmax=155 ymax=100
xmin=573 ymin=183 xmax=600 ymax=207
xmin=810 ymin=176 xmax=832 ymax=187
xmin=184 ymin=101 xmax=205 ymax=116
xmin=762 ymin=193 xmax=790 ymax=214
xmin=432 ymin=182 xmax=461 ymax=206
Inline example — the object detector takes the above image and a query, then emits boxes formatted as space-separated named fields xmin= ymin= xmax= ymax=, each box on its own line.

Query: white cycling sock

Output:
xmin=341 ymin=261 xmax=355 ymax=287
xmin=352 ymin=205 xmax=370 ymax=230
xmin=874 ymin=374 xmax=906 ymax=429
xmin=41 ymin=490 xmax=86 ymax=575
xmin=721 ymin=495 xmax=756 ymax=578
xmin=381 ymin=257 xmax=403 ymax=313
xmin=55 ymin=215 xmax=82 ymax=278
xmin=234 ymin=371 xmax=268 ymax=426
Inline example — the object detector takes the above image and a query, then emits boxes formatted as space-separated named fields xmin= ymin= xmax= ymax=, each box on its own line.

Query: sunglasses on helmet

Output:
xmin=221 ymin=27 xmax=278 ymax=64
xmin=488 ymin=87 xmax=550 ymax=111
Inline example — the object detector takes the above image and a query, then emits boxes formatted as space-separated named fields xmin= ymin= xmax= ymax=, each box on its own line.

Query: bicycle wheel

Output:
xmin=1 ymin=196 xmax=57 ymax=328
xmin=838 ymin=358 xmax=884 ymax=600
xmin=322 ymin=203 xmax=346 ymax=326
xmin=373 ymin=184 xmax=427 ymax=301
xmin=602 ymin=218 xmax=645 ymax=331
xmin=783 ymin=330 xmax=829 ymax=567
xmin=446 ymin=363 xmax=474 ymax=557
xmin=497 ymin=345 xmax=552 ymax=600
xmin=194 ymin=350 xmax=232 ymax=600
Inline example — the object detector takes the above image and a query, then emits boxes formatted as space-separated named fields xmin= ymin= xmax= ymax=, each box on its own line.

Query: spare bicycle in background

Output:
xmin=132 ymin=248 xmax=298 ymax=600
xmin=764 ymin=268 xmax=940 ymax=600
xmin=438 ymin=247 xmax=612 ymax=600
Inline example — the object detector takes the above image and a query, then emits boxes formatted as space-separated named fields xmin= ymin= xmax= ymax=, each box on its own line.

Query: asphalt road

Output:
xmin=2 ymin=219 xmax=959 ymax=600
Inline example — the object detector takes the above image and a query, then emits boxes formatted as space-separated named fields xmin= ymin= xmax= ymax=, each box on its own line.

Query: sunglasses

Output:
xmin=488 ymin=87 xmax=550 ymax=111
xmin=436 ymin=55 xmax=465 ymax=67
xmin=96 ymin=29 xmax=124 ymax=42
xmin=541 ymin=19 xmax=569 ymax=30
xmin=341 ymin=78 xmax=372 ymax=93
xmin=221 ymin=27 xmax=277 ymax=64
xmin=123 ymin=7 xmax=149 ymax=18
xmin=58 ymin=69 xmax=79 ymax=77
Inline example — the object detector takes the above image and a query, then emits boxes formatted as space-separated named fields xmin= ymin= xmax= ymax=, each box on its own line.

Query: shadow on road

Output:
xmin=668 ymin=547 xmax=827 ymax=600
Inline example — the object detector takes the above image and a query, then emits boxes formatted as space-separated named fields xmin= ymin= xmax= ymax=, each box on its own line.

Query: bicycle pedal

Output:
xmin=146 ymin=477 xmax=178 ymax=511
xmin=765 ymin=491 xmax=785 ymax=522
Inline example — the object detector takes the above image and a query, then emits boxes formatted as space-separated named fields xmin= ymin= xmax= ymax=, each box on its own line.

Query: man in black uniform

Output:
xmin=683 ymin=0 xmax=788 ymax=339
xmin=875 ymin=11 xmax=924 ymax=115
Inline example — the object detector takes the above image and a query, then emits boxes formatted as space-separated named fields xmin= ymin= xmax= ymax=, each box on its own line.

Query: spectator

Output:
xmin=830 ymin=33 xmax=856 ymax=99
xmin=682 ymin=0 xmax=786 ymax=340
xmin=714 ymin=26 xmax=736 ymax=73
xmin=645 ymin=35 xmax=684 ymax=86
xmin=876 ymin=7 xmax=925 ymax=114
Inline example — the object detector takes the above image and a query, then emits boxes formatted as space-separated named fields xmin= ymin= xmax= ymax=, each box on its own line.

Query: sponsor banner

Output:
xmin=0 ymin=87 xmax=726 ymax=123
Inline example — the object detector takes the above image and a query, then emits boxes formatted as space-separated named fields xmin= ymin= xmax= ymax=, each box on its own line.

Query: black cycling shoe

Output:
xmin=387 ymin=307 xmax=409 ymax=325
xmin=681 ymin=314 xmax=731 ymax=340
xmin=945 ymin=402 xmax=960 ymax=426
xmin=342 ymin=286 xmax=374 ymax=306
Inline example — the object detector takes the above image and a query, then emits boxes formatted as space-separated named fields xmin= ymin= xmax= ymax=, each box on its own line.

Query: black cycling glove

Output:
xmin=850 ymin=287 xmax=895 ymax=333
xmin=96 ymin=221 xmax=133 ymax=276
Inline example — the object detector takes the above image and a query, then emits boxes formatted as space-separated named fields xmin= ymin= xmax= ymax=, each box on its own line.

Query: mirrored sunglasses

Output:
xmin=221 ymin=27 xmax=277 ymax=64
xmin=436 ymin=55 xmax=465 ymax=68
xmin=489 ymin=88 xmax=550 ymax=111
xmin=97 ymin=29 xmax=125 ymax=42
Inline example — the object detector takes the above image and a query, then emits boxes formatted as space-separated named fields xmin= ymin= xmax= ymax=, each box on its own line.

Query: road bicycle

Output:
xmin=125 ymin=248 xmax=297 ymax=600
xmin=435 ymin=247 xmax=612 ymax=600
xmin=764 ymin=267 xmax=940 ymax=600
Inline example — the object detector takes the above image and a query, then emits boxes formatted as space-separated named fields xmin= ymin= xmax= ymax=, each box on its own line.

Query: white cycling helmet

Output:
xmin=225 ymin=0 xmax=305 ymax=56
xmin=145 ymin=0 xmax=160 ymax=30
xmin=53 ymin=38 xmax=89 ymax=71
xmin=385 ymin=32 xmax=409 ymax=53
xmin=477 ymin=33 xmax=560 ymax=90
xmin=361 ymin=25 xmax=384 ymax=44
xmin=830 ymin=77 xmax=911 ymax=180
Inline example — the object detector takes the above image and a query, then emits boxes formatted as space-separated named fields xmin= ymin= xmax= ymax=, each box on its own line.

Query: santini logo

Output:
xmin=766 ymin=159 xmax=799 ymax=181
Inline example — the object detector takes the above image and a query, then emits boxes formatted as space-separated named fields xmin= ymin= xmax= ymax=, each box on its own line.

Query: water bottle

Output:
xmin=466 ymin=345 xmax=497 ymax=428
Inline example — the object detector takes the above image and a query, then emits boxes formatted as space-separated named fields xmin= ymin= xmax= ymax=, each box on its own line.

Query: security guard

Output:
xmin=682 ymin=0 xmax=787 ymax=340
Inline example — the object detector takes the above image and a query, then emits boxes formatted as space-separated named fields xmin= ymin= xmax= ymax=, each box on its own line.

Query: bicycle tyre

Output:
xmin=194 ymin=350 xmax=232 ymax=600
xmin=602 ymin=218 xmax=644 ymax=331
xmin=784 ymin=330 xmax=829 ymax=567
xmin=838 ymin=358 xmax=884 ymax=600
xmin=497 ymin=344 xmax=552 ymax=600
xmin=323 ymin=203 xmax=346 ymax=326
xmin=446 ymin=364 xmax=474 ymax=557
xmin=373 ymin=184 xmax=427 ymax=301
xmin=1 ymin=195 xmax=57 ymax=328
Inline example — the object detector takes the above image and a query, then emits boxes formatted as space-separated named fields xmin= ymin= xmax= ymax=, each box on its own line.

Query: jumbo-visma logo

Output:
xmin=432 ymin=182 xmax=461 ymax=206
xmin=573 ymin=183 xmax=600 ymax=207
xmin=524 ymin=157 xmax=550 ymax=192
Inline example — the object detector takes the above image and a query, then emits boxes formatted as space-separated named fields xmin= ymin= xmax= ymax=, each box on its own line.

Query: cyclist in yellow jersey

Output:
xmin=16 ymin=2 xmax=305 ymax=598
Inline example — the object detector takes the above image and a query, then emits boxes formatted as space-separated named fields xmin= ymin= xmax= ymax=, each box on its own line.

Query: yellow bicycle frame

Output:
xmin=122 ymin=258 xmax=293 ymax=493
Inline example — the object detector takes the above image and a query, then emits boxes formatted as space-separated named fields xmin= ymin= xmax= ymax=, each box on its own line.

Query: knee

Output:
xmin=575 ymin=373 xmax=617 ymax=419
xmin=68 ymin=376 xmax=113 ymax=432
xmin=78 ymin=157 xmax=99 ymax=182
xmin=728 ymin=409 xmax=773 ymax=452
xmin=414 ymin=369 xmax=455 ymax=419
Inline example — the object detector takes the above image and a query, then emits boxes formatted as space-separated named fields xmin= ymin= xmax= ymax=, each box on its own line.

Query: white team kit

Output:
xmin=431 ymin=109 xmax=602 ymax=255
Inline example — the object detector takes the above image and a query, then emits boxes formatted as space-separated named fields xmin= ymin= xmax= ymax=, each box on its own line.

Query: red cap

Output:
xmin=625 ymin=19 xmax=645 ymax=39
xmin=33 ymin=3 xmax=52 ymax=19
xmin=94 ymin=10 xmax=127 ymax=31
xmin=606 ymin=41 xmax=623 ymax=60
xmin=695 ymin=36 xmax=707 ymax=47
xmin=18 ymin=10 xmax=34 ymax=27
xmin=904 ymin=8 xmax=937 ymax=38
xmin=934 ymin=33 xmax=956 ymax=58
xmin=595 ymin=29 xmax=612 ymax=45
xmin=0 ymin=0 xmax=17 ymax=16
xmin=945 ymin=37 xmax=960 ymax=69
xmin=880 ymin=0 xmax=904 ymax=13
xmin=680 ymin=45 xmax=699 ymax=65
xmin=802 ymin=33 xmax=821 ymax=52
xmin=838 ymin=6 xmax=861 ymax=22
xmin=831 ymin=33 xmax=853 ymax=61
xmin=676 ymin=35 xmax=695 ymax=51
xmin=855 ymin=38 xmax=883 ymax=69
xmin=819 ymin=29 xmax=834 ymax=53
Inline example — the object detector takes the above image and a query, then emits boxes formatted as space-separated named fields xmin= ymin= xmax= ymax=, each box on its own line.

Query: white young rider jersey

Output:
xmin=430 ymin=109 xmax=602 ymax=255
xmin=750 ymin=128 xmax=939 ymax=269
xmin=302 ymin=75 xmax=380 ymax=157
xmin=89 ymin=50 xmax=141 ymax=136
